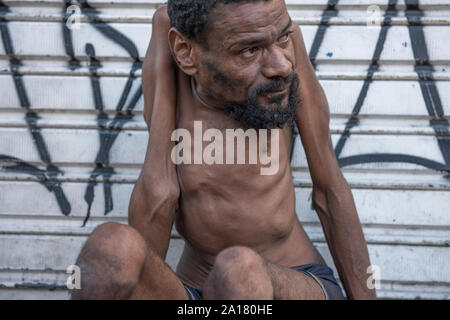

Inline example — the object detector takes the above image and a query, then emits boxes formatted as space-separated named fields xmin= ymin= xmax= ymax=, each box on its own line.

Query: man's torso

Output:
xmin=172 ymin=71 xmax=325 ymax=288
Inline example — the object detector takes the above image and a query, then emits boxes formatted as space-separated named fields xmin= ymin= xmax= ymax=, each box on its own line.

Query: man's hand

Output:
xmin=128 ymin=6 xmax=180 ymax=259
xmin=291 ymin=22 xmax=377 ymax=299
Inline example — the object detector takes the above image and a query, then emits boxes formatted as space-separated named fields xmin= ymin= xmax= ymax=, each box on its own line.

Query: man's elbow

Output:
xmin=128 ymin=173 xmax=180 ymax=225
xmin=311 ymin=174 xmax=351 ymax=219
xmin=311 ymin=187 xmax=329 ymax=218
xmin=152 ymin=6 xmax=170 ymax=28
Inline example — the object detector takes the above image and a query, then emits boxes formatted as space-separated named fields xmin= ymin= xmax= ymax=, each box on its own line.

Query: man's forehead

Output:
xmin=208 ymin=0 xmax=290 ymax=44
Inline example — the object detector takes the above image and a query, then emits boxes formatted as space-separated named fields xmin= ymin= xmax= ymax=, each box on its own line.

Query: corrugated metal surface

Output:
xmin=0 ymin=0 xmax=449 ymax=299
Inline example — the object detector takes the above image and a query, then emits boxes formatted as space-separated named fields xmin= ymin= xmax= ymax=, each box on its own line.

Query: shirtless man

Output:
xmin=72 ymin=0 xmax=376 ymax=300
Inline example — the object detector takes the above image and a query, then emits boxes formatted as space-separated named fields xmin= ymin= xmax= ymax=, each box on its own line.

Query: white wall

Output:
xmin=0 ymin=0 xmax=449 ymax=299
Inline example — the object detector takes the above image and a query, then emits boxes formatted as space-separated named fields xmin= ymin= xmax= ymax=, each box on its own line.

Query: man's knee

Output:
xmin=204 ymin=246 xmax=273 ymax=299
xmin=72 ymin=222 xmax=148 ymax=299
xmin=79 ymin=222 xmax=147 ymax=265
xmin=214 ymin=246 xmax=264 ymax=275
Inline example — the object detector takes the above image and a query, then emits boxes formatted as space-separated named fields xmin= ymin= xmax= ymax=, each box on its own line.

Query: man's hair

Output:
xmin=167 ymin=0 xmax=270 ymax=45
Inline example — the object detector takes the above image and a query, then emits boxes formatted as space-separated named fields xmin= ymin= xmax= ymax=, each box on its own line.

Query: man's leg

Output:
xmin=71 ymin=222 xmax=189 ymax=300
xmin=202 ymin=246 xmax=326 ymax=300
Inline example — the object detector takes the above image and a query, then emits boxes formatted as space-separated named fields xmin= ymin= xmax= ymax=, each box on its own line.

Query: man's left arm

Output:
xmin=291 ymin=22 xmax=376 ymax=300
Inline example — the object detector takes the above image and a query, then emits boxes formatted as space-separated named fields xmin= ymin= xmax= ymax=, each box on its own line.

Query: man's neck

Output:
xmin=189 ymin=76 xmax=247 ymax=130
xmin=190 ymin=77 xmax=225 ymax=112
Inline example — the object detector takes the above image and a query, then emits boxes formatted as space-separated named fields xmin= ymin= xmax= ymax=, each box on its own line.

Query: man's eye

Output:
xmin=241 ymin=47 xmax=260 ymax=58
xmin=278 ymin=32 xmax=292 ymax=44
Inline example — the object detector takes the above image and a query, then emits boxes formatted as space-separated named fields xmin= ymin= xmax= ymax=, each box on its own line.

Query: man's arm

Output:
xmin=128 ymin=7 xmax=179 ymax=260
xmin=291 ymin=23 xmax=376 ymax=299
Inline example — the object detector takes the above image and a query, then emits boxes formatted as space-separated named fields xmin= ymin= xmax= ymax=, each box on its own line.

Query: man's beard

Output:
xmin=222 ymin=72 xmax=301 ymax=130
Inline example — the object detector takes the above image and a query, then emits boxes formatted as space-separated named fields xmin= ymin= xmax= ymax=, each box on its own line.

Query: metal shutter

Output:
xmin=0 ymin=0 xmax=448 ymax=299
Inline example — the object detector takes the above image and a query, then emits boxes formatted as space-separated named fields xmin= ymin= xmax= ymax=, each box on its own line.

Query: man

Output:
xmin=73 ymin=0 xmax=376 ymax=300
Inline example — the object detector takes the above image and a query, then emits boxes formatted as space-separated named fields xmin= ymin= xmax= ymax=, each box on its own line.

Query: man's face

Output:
xmin=194 ymin=0 xmax=300 ymax=129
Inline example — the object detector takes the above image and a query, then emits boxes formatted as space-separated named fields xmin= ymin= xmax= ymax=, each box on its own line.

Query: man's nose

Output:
xmin=261 ymin=46 xmax=292 ymax=79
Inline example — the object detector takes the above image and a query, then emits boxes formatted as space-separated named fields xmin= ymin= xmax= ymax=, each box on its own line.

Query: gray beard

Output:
xmin=222 ymin=73 xmax=301 ymax=130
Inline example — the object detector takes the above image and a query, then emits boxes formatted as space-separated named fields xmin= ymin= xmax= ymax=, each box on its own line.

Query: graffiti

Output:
xmin=0 ymin=0 xmax=449 ymax=227
xmin=405 ymin=0 xmax=450 ymax=171
xmin=333 ymin=0 xmax=398 ymax=159
xmin=334 ymin=0 xmax=450 ymax=177
xmin=296 ymin=0 xmax=450 ymax=177
xmin=291 ymin=0 xmax=339 ymax=163
xmin=1 ymin=0 xmax=143 ymax=224
xmin=63 ymin=0 xmax=143 ymax=226
xmin=0 ymin=0 xmax=71 ymax=215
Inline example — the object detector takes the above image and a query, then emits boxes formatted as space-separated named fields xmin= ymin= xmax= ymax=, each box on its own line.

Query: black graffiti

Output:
xmin=62 ymin=0 xmax=143 ymax=226
xmin=308 ymin=0 xmax=339 ymax=70
xmin=323 ymin=0 xmax=449 ymax=176
xmin=1 ymin=1 xmax=449 ymax=226
xmin=0 ymin=0 xmax=71 ymax=214
xmin=0 ymin=155 xmax=69 ymax=205
xmin=339 ymin=153 xmax=449 ymax=172
xmin=334 ymin=0 xmax=398 ymax=158
xmin=290 ymin=0 xmax=339 ymax=164
xmin=405 ymin=0 xmax=450 ymax=170
xmin=1 ymin=0 xmax=143 ymax=224
xmin=290 ymin=0 xmax=450 ymax=177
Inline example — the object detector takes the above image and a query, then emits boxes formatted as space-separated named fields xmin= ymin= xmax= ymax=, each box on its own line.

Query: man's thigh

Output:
xmin=130 ymin=248 xmax=190 ymax=300
xmin=120 ymin=233 xmax=190 ymax=301
xmin=266 ymin=261 xmax=327 ymax=300
xmin=203 ymin=246 xmax=328 ymax=300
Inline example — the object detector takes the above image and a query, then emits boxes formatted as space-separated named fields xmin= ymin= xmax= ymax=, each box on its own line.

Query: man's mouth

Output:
xmin=263 ymin=87 xmax=289 ymax=100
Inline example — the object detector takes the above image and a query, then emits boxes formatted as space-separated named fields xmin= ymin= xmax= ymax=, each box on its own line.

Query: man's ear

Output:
xmin=168 ymin=27 xmax=198 ymax=76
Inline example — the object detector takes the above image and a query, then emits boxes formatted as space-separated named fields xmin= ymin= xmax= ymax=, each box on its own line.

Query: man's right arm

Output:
xmin=128 ymin=6 xmax=179 ymax=260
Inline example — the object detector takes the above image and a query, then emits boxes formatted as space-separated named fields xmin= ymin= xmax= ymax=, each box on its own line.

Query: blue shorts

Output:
xmin=183 ymin=263 xmax=345 ymax=300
